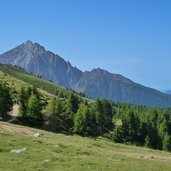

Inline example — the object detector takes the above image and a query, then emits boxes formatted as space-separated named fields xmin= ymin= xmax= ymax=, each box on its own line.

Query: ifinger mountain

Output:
xmin=0 ymin=40 xmax=171 ymax=107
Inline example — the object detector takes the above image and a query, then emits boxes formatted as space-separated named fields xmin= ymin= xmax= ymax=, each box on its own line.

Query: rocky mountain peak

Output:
xmin=22 ymin=40 xmax=46 ymax=53
xmin=0 ymin=41 xmax=83 ymax=89
xmin=89 ymin=68 xmax=132 ymax=83
xmin=91 ymin=68 xmax=104 ymax=73
xmin=25 ymin=40 xmax=33 ymax=46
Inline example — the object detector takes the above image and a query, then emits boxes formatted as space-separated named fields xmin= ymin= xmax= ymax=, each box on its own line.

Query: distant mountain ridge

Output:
xmin=159 ymin=90 xmax=171 ymax=95
xmin=165 ymin=90 xmax=171 ymax=95
xmin=0 ymin=40 xmax=171 ymax=107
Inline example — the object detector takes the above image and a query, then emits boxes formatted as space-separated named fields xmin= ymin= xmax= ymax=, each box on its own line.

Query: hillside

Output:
xmin=0 ymin=64 xmax=87 ymax=101
xmin=1 ymin=63 xmax=171 ymax=152
xmin=1 ymin=63 xmax=171 ymax=170
xmin=1 ymin=121 xmax=171 ymax=171
xmin=75 ymin=68 xmax=171 ymax=107
xmin=0 ymin=41 xmax=171 ymax=107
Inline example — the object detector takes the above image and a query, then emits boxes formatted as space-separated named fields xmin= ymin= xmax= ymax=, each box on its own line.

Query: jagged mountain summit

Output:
xmin=0 ymin=40 xmax=171 ymax=107
xmin=0 ymin=40 xmax=82 ymax=88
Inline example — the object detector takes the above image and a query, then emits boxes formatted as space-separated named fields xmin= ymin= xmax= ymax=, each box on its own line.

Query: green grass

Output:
xmin=0 ymin=64 xmax=90 ymax=102
xmin=1 ymin=121 xmax=171 ymax=171
xmin=0 ymin=66 xmax=55 ymax=101
xmin=0 ymin=64 xmax=67 ymax=94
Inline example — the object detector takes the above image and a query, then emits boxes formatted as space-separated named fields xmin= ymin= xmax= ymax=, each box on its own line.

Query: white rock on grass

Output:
xmin=33 ymin=133 xmax=44 ymax=137
xmin=11 ymin=148 xmax=27 ymax=153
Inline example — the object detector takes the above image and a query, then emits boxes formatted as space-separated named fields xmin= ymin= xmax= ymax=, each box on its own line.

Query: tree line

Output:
xmin=1 ymin=80 xmax=171 ymax=152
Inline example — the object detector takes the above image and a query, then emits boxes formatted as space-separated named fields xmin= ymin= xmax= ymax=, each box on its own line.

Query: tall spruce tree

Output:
xmin=101 ymin=99 xmax=113 ymax=131
xmin=74 ymin=104 xmax=95 ymax=136
xmin=18 ymin=87 xmax=28 ymax=119
xmin=163 ymin=134 xmax=171 ymax=152
xmin=26 ymin=94 xmax=43 ymax=127
xmin=68 ymin=93 xmax=79 ymax=113
xmin=0 ymin=81 xmax=13 ymax=120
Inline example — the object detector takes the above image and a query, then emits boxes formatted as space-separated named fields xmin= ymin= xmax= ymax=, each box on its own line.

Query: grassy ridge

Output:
xmin=0 ymin=64 xmax=90 ymax=102
xmin=1 ymin=121 xmax=171 ymax=171
xmin=0 ymin=64 xmax=68 ymax=95
xmin=0 ymin=65 xmax=55 ymax=100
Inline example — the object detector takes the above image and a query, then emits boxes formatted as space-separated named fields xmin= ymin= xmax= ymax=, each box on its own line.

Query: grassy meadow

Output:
xmin=1 ymin=121 xmax=171 ymax=171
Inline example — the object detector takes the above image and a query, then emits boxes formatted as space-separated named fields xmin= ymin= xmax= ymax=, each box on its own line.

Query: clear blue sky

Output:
xmin=0 ymin=0 xmax=171 ymax=90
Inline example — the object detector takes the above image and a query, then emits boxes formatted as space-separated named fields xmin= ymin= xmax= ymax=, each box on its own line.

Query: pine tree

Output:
xmin=144 ymin=135 xmax=151 ymax=148
xmin=101 ymin=99 xmax=113 ymax=131
xmin=0 ymin=81 xmax=13 ymax=120
xmin=111 ymin=118 xmax=124 ymax=143
xmin=74 ymin=104 xmax=95 ymax=136
xmin=68 ymin=93 xmax=79 ymax=113
xmin=163 ymin=134 xmax=171 ymax=152
xmin=26 ymin=94 xmax=43 ymax=127
xmin=45 ymin=97 xmax=57 ymax=117
xmin=94 ymin=98 xmax=103 ymax=125
xmin=18 ymin=87 xmax=28 ymax=118
xmin=45 ymin=97 xmax=63 ymax=132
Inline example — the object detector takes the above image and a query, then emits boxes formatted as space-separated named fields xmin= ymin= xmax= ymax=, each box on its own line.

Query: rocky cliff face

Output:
xmin=0 ymin=40 xmax=82 ymax=88
xmin=0 ymin=40 xmax=171 ymax=107
xmin=74 ymin=68 xmax=171 ymax=107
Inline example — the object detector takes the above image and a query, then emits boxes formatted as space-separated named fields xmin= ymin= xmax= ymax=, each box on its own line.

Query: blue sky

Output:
xmin=0 ymin=0 xmax=171 ymax=90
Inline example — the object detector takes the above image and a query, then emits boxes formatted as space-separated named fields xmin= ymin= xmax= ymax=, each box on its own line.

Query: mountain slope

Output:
xmin=0 ymin=64 xmax=87 ymax=102
xmin=0 ymin=41 xmax=171 ymax=107
xmin=0 ymin=64 xmax=54 ymax=100
xmin=75 ymin=68 xmax=171 ymax=107
xmin=1 ymin=121 xmax=171 ymax=171
xmin=0 ymin=40 xmax=82 ymax=89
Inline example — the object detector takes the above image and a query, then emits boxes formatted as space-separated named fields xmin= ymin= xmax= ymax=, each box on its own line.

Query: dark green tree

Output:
xmin=111 ymin=118 xmax=125 ymax=143
xmin=45 ymin=97 xmax=57 ymax=117
xmin=146 ymin=109 xmax=161 ymax=149
xmin=0 ymin=81 xmax=13 ymax=120
xmin=144 ymin=135 xmax=151 ymax=148
xmin=68 ymin=93 xmax=79 ymax=113
xmin=101 ymin=99 xmax=113 ymax=131
xmin=26 ymin=94 xmax=43 ymax=127
xmin=94 ymin=98 xmax=103 ymax=124
xmin=74 ymin=104 xmax=95 ymax=136
xmin=163 ymin=134 xmax=171 ymax=152
xmin=45 ymin=97 xmax=64 ymax=132
xmin=18 ymin=87 xmax=28 ymax=118
xmin=58 ymin=90 xmax=64 ymax=98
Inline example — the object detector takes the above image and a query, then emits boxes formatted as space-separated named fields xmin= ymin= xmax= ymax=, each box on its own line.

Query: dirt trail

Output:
xmin=114 ymin=151 xmax=171 ymax=162
xmin=8 ymin=104 xmax=19 ymax=123
xmin=0 ymin=123 xmax=35 ymax=136
xmin=11 ymin=104 xmax=19 ymax=117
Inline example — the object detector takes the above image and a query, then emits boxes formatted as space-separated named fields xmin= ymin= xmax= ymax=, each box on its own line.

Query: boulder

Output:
xmin=11 ymin=148 xmax=27 ymax=153
xmin=33 ymin=133 xmax=44 ymax=137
